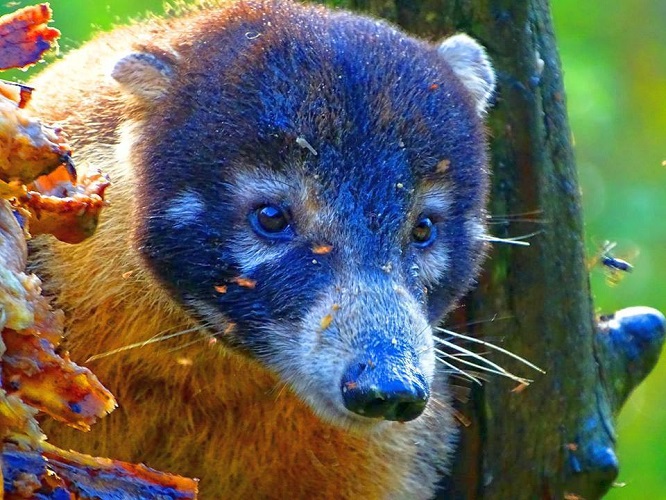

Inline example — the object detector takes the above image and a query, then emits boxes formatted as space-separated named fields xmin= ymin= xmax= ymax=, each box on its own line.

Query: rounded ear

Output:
xmin=437 ymin=34 xmax=496 ymax=115
xmin=111 ymin=48 xmax=177 ymax=103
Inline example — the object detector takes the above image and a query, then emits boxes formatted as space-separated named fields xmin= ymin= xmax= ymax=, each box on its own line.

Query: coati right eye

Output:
xmin=411 ymin=216 xmax=437 ymax=248
xmin=249 ymin=204 xmax=294 ymax=240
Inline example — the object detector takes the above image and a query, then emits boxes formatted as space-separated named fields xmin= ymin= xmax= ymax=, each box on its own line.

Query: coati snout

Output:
xmin=341 ymin=354 xmax=429 ymax=422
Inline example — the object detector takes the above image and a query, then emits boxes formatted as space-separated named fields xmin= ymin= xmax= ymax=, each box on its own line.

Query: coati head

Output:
xmin=114 ymin=1 xmax=495 ymax=429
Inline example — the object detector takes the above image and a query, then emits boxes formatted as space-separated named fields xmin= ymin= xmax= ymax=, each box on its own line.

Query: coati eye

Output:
xmin=250 ymin=204 xmax=293 ymax=240
xmin=412 ymin=217 xmax=437 ymax=248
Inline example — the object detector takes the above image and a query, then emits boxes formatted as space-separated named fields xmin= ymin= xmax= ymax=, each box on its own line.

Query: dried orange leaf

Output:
xmin=0 ymin=201 xmax=32 ymax=331
xmin=0 ymin=92 xmax=73 ymax=184
xmin=0 ymin=4 xmax=60 ymax=71
xmin=2 ymin=327 xmax=117 ymax=432
xmin=18 ymin=167 xmax=109 ymax=243
xmin=0 ymin=387 xmax=43 ymax=446
xmin=1 ymin=202 xmax=116 ymax=433
xmin=0 ymin=80 xmax=33 ymax=108
xmin=3 ymin=442 xmax=198 ymax=499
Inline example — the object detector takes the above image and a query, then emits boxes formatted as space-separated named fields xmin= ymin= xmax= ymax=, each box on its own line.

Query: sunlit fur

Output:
xmin=27 ymin=1 xmax=495 ymax=497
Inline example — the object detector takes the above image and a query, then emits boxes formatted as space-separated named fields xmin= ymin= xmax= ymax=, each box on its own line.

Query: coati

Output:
xmin=27 ymin=0 xmax=495 ymax=497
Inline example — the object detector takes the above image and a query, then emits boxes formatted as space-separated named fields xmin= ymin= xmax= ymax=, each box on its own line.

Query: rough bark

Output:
xmin=317 ymin=1 xmax=665 ymax=498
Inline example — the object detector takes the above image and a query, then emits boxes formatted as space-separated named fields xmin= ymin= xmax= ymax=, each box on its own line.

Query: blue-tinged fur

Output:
xmin=135 ymin=3 xmax=489 ymax=350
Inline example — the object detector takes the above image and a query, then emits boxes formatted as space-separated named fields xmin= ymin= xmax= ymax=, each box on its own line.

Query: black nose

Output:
xmin=341 ymin=360 xmax=429 ymax=422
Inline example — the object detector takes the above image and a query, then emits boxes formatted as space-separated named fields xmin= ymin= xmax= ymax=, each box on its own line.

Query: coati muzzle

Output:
xmin=340 ymin=344 xmax=429 ymax=422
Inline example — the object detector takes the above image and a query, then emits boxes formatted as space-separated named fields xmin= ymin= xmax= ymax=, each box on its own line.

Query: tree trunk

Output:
xmin=317 ymin=1 xmax=666 ymax=498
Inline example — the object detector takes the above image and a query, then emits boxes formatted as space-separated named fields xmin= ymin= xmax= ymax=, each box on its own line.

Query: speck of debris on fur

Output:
xmin=436 ymin=159 xmax=451 ymax=173
xmin=296 ymin=136 xmax=318 ymax=156
xmin=311 ymin=244 xmax=333 ymax=255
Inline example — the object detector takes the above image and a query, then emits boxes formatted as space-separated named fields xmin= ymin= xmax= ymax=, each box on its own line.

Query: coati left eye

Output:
xmin=412 ymin=217 xmax=437 ymax=248
xmin=249 ymin=204 xmax=294 ymax=240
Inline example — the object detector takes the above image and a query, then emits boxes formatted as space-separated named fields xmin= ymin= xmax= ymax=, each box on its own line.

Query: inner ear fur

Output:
xmin=111 ymin=46 xmax=178 ymax=103
xmin=437 ymin=34 xmax=496 ymax=115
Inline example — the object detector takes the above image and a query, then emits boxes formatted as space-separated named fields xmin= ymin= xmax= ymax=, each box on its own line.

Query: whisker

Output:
xmin=446 ymin=351 xmax=491 ymax=358
xmin=435 ymin=348 xmax=532 ymax=385
xmin=273 ymin=381 xmax=291 ymax=400
xmin=435 ymin=340 xmax=512 ymax=375
xmin=488 ymin=209 xmax=544 ymax=220
xmin=86 ymin=324 xmax=207 ymax=362
xmin=480 ymin=230 xmax=543 ymax=247
xmin=480 ymin=236 xmax=530 ymax=247
xmin=445 ymin=314 xmax=513 ymax=331
xmin=487 ymin=218 xmax=550 ymax=225
xmin=435 ymin=327 xmax=545 ymax=374
xmin=165 ymin=336 xmax=209 ymax=354
xmin=434 ymin=356 xmax=483 ymax=385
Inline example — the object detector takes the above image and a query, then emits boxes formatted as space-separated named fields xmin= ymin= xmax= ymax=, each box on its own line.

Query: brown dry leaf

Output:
xmin=0 ymin=80 xmax=33 ymax=109
xmin=0 ymin=202 xmax=116 ymax=432
xmin=0 ymin=4 xmax=60 ymax=71
xmin=0 ymin=389 xmax=43 ymax=447
xmin=0 ymin=5 xmax=198 ymax=497
xmin=2 ymin=442 xmax=198 ymax=499
xmin=0 ymin=91 xmax=73 ymax=185
xmin=0 ymin=200 xmax=31 ymax=331
xmin=19 ymin=166 xmax=110 ymax=243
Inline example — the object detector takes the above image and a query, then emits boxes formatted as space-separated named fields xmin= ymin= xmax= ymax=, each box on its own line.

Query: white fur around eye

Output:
xmin=163 ymin=190 xmax=206 ymax=229
xmin=229 ymin=230 xmax=292 ymax=275
xmin=414 ymin=237 xmax=450 ymax=287
xmin=226 ymin=168 xmax=306 ymax=213
xmin=225 ymin=168 xmax=301 ymax=274
xmin=412 ymin=186 xmax=453 ymax=286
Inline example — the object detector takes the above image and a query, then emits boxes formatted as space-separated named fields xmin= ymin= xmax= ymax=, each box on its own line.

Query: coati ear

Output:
xmin=111 ymin=49 xmax=176 ymax=103
xmin=437 ymin=34 xmax=496 ymax=115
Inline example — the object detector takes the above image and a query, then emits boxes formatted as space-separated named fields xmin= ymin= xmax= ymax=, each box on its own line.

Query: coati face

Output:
xmin=116 ymin=1 xmax=495 ymax=429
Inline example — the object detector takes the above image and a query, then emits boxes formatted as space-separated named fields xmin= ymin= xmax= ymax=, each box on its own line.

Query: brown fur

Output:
xmin=27 ymin=3 xmax=455 ymax=498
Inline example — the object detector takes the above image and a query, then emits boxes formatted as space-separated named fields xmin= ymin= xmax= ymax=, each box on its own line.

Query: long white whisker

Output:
xmin=435 ymin=348 xmax=532 ymax=384
xmin=446 ymin=313 xmax=513 ymax=330
xmin=434 ymin=356 xmax=483 ymax=385
xmin=480 ymin=236 xmax=530 ymax=246
xmin=86 ymin=325 xmax=207 ymax=362
xmin=446 ymin=351 xmax=491 ymax=358
xmin=480 ymin=230 xmax=543 ymax=247
xmin=487 ymin=218 xmax=549 ymax=225
xmin=435 ymin=327 xmax=545 ymax=373
xmin=165 ymin=336 xmax=210 ymax=354
xmin=435 ymin=339 xmax=512 ymax=373
xmin=488 ymin=210 xmax=543 ymax=219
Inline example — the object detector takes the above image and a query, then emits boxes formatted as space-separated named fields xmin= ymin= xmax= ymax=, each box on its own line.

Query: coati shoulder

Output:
xmin=27 ymin=1 xmax=495 ymax=497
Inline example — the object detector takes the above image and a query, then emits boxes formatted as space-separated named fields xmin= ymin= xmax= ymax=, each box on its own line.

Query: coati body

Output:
xmin=28 ymin=1 xmax=495 ymax=497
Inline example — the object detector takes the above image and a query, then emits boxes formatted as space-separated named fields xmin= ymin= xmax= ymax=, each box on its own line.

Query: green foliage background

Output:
xmin=1 ymin=0 xmax=663 ymax=496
